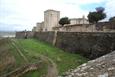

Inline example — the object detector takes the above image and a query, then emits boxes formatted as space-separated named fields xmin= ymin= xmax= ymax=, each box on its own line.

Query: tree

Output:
xmin=109 ymin=16 xmax=115 ymax=29
xmin=96 ymin=7 xmax=105 ymax=13
xmin=87 ymin=7 xmax=106 ymax=23
xmin=59 ymin=17 xmax=70 ymax=26
xmin=109 ymin=16 xmax=115 ymax=22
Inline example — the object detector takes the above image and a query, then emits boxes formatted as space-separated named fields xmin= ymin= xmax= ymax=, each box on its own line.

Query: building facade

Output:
xmin=36 ymin=22 xmax=44 ymax=32
xmin=53 ymin=24 xmax=95 ymax=32
xmin=70 ymin=16 xmax=89 ymax=25
xmin=44 ymin=9 xmax=60 ymax=31
xmin=32 ymin=9 xmax=102 ymax=32
xmin=32 ymin=26 xmax=37 ymax=31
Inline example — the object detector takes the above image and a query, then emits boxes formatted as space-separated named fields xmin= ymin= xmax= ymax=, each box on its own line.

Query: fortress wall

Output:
xmin=56 ymin=32 xmax=115 ymax=59
xmin=34 ymin=31 xmax=55 ymax=44
xmin=16 ymin=31 xmax=34 ymax=39
xmin=16 ymin=31 xmax=115 ymax=59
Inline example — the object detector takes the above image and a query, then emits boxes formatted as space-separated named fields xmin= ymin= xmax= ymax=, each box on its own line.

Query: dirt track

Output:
xmin=1 ymin=38 xmax=58 ymax=77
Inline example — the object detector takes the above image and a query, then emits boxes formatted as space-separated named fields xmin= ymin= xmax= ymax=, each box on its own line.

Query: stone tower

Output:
xmin=44 ymin=9 xmax=60 ymax=31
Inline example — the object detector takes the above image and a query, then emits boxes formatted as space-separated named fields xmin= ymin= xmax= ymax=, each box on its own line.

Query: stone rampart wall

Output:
xmin=16 ymin=31 xmax=115 ymax=59
xmin=34 ymin=31 xmax=55 ymax=44
xmin=16 ymin=31 xmax=34 ymax=39
xmin=56 ymin=32 xmax=115 ymax=59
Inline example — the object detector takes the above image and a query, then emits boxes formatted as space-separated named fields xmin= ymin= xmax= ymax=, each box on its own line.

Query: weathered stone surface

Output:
xmin=16 ymin=31 xmax=34 ymax=39
xmin=56 ymin=32 xmax=115 ymax=59
xmin=34 ymin=31 xmax=55 ymax=44
xmin=59 ymin=51 xmax=115 ymax=77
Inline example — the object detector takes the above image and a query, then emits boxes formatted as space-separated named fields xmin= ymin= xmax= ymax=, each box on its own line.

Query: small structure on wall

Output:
xmin=70 ymin=16 xmax=89 ymax=25
xmin=32 ymin=26 xmax=37 ymax=32
xmin=53 ymin=24 xmax=95 ymax=32
xmin=53 ymin=15 xmax=91 ymax=32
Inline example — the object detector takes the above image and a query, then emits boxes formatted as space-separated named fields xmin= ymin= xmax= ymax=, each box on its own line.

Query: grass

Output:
xmin=0 ymin=38 xmax=88 ymax=77
xmin=15 ymin=39 xmax=88 ymax=75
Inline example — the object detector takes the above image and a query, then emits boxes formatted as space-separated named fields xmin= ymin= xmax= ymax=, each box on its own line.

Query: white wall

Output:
xmin=70 ymin=18 xmax=89 ymax=25
xmin=44 ymin=10 xmax=60 ymax=31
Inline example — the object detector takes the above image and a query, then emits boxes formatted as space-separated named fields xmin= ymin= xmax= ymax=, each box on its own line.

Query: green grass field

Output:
xmin=15 ymin=39 xmax=88 ymax=75
xmin=1 ymin=38 xmax=88 ymax=77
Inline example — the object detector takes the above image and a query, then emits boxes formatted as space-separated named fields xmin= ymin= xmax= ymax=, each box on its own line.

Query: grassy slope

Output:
xmin=9 ymin=39 xmax=48 ymax=77
xmin=15 ymin=39 xmax=88 ymax=76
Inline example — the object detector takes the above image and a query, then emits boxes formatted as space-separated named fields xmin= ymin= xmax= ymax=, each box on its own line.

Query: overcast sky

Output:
xmin=0 ymin=0 xmax=115 ymax=31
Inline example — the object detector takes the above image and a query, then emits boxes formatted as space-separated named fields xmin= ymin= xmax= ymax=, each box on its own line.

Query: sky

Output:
xmin=0 ymin=0 xmax=115 ymax=31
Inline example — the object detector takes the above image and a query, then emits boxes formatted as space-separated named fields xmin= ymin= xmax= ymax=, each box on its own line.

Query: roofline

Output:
xmin=53 ymin=24 xmax=91 ymax=29
xmin=70 ymin=18 xmax=88 ymax=20
xmin=44 ymin=9 xmax=60 ymax=13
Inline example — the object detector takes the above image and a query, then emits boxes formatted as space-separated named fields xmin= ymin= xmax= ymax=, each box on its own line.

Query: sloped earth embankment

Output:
xmin=0 ymin=38 xmax=16 ymax=76
xmin=0 ymin=38 xmax=58 ymax=77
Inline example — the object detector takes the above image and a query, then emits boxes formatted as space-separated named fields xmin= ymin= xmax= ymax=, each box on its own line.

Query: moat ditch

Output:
xmin=0 ymin=38 xmax=88 ymax=77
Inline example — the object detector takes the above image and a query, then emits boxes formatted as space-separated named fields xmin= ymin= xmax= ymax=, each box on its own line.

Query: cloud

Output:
xmin=62 ymin=0 xmax=106 ymax=5
xmin=0 ymin=0 xmax=115 ymax=31
xmin=0 ymin=0 xmax=89 ymax=31
xmin=105 ymin=0 xmax=115 ymax=19
xmin=0 ymin=22 xmax=33 ymax=31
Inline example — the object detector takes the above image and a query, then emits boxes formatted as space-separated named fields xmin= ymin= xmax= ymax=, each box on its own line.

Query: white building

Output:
xmin=70 ymin=16 xmax=89 ymax=25
xmin=44 ymin=9 xmax=60 ymax=31
xmin=32 ymin=9 xmax=90 ymax=32
xmin=36 ymin=22 xmax=44 ymax=32
xmin=36 ymin=22 xmax=41 ymax=31
xmin=32 ymin=26 xmax=37 ymax=31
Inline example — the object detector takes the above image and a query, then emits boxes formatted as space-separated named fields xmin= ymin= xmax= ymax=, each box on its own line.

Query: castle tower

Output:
xmin=82 ymin=15 xmax=85 ymax=24
xmin=44 ymin=9 xmax=60 ymax=31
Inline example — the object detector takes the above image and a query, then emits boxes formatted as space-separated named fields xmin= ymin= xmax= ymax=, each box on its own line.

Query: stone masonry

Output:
xmin=44 ymin=9 xmax=60 ymax=31
xmin=60 ymin=51 xmax=115 ymax=77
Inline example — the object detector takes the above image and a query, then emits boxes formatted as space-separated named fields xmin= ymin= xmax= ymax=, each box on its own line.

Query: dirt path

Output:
xmin=14 ymin=39 xmax=58 ymax=77
xmin=39 ymin=55 xmax=58 ymax=77
xmin=10 ymin=39 xmax=29 ymax=63
xmin=2 ymin=39 xmax=58 ymax=77
xmin=2 ymin=56 xmax=58 ymax=77
xmin=2 ymin=62 xmax=41 ymax=77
